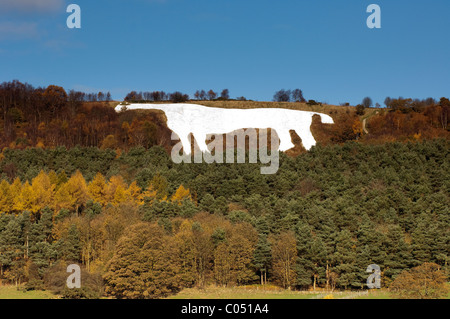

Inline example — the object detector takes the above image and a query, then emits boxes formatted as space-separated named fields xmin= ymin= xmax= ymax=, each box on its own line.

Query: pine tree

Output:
xmin=333 ymin=229 xmax=358 ymax=289
xmin=61 ymin=224 xmax=82 ymax=263
xmin=309 ymin=236 xmax=328 ymax=290
xmin=355 ymin=216 xmax=386 ymax=288
xmin=199 ymin=193 xmax=215 ymax=213
xmin=411 ymin=212 xmax=436 ymax=265
xmin=147 ymin=173 xmax=168 ymax=201
xmin=295 ymin=222 xmax=314 ymax=288
xmin=0 ymin=218 xmax=25 ymax=284
xmin=28 ymin=208 xmax=57 ymax=276
xmin=384 ymin=224 xmax=413 ymax=285
xmin=253 ymin=234 xmax=271 ymax=285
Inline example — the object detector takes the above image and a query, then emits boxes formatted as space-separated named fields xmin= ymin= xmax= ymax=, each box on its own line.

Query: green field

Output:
xmin=0 ymin=285 xmax=376 ymax=299
xmin=0 ymin=285 xmax=57 ymax=299
xmin=167 ymin=286 xmax=383 ymax=300
xmin=169 ymin=285 xmax=450 ymax=299
xmin=1 ymin=284 xmax=447 ymax=299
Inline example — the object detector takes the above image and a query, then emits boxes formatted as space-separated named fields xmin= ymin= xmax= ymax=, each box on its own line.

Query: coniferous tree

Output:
xmin=253 ymin=234 xmax=272 ymax=285
xmin=384 ymin=225 xmax=413 ymax=285
xmin=0 ymin=218 xmax=25 ymax=284
xmin=333 ymin=229 xmax=358 ymax=289
xmin=60 ymin=224 xmax=82 ymax=263
xmin=295 ymin=222 xmax=314 ymax=288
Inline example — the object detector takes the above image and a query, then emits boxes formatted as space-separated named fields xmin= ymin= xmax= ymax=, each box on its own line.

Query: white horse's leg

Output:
xmin=296 ymin=126 xmax=316 ymax=150
xmin=177 ymin=132 xmax=192 ymax=155
xmin=274 ymin=128 xmax=295 ymax=151
xmin=194 ymin=133 xmax=209 ymax=153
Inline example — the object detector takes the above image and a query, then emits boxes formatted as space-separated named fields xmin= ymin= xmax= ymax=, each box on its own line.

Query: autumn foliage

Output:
xmin=390 ymin=263 xmax=448 ymax=299
xmin=366 ymin=106 xmax=448 ymax=141
xmin=1 ymin=80 xmax=448 ymax=154
xmin=0 ymin=80 xmax=449 ymax=299
xmin=0 ymin=80 xmax=170 ymax=151
xmin=0 ymin=170 xmax=192 ymax=215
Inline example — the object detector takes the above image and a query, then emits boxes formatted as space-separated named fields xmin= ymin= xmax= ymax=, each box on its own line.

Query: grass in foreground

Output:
xmin=1 ymin=284 xmax=446 ymax=299
xmin=0 ymin=285 xmax=56 ymax=299
xmin=167 ymin=285 xmax=373 ymax=300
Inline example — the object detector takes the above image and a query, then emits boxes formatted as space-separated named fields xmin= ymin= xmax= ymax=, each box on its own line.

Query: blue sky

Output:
xmin=0 ymin=0 xmax=449 ymax=105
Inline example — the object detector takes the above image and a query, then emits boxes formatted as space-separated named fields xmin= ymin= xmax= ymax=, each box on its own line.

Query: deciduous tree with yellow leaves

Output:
xmin=31 ymin=171 xmax=54 ymax=213
xmin=88 ymin=172 xmax=108 ymax=206
xmin=55 ymin=170 xmax=89 ymax=214
xmin=171 ymin=185 xmax=191 ymax=204
xmin=0 ymin=180 xmax=13 ymax=213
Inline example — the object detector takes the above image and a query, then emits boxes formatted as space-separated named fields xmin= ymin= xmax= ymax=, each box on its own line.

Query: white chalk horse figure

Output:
xmin=115 ymin=103 xmax=334 ymax=153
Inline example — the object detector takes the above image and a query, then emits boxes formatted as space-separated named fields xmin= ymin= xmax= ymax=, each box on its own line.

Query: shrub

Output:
xmin=356 ymin=104 xmax=365 ymax=115
xmin=61 ymin=286 xmax=100 ymax=299
xmin=390 ymin=263 xmax=448 ymax=299
xmin=43 ymin=262 xmax=104 ymax=298
xmin=24 ymin=279 xmax=45 ymax=291
xmin=307 ymin=100 xmax=319 ymax=106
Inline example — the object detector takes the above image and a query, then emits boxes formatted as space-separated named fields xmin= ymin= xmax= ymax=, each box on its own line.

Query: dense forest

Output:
xmin=0 ymin=80 xmax=448 ymax=298
xmin=0 ymin=139 xmax=448 ymax=298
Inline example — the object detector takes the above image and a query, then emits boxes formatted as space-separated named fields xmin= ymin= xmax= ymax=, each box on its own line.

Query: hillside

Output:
xmin=0 ymin=81 xmax=448 ymax=299
xmin=0 ymin=139 xmax=448 ymax=298
xmin=112 ymin=99 xmax=448 ymax=157
xmin=1 ymin=80 xmax=447 ymax=152
xmin=109 ymin=100 xmax=360 ymax=157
